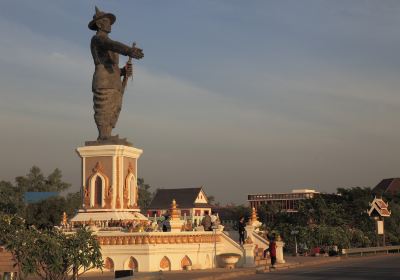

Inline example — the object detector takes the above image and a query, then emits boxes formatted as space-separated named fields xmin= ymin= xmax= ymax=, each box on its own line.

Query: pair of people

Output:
xmin=159 ymin=215 xmax=170 ymax=232
xmin=201 ymin=211 xmax=218 ymax=231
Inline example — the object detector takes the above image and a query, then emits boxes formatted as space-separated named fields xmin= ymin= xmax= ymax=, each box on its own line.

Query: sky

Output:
xmin=0 ymin=0 xmax=400 ymax=204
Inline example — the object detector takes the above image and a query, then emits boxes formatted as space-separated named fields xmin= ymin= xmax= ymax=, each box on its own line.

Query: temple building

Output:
xmin=147 ymin=187 xmax=212 ymax=225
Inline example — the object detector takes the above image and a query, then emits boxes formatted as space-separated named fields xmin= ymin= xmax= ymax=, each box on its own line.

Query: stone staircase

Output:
xmin=254 ymin=245 xmax=270 ymax=267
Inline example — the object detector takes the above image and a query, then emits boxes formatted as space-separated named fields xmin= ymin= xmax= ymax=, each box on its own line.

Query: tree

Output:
xmin=0 ymin=214 xmax=36 ymax=279
xmin=137 ymin=178 xmax=153 ymax=210
xmin=0 ymin=180 xmax=22 ymax=214
xmin=207 ymin=195 xmax=215 ymax=205
xmin=258 ymin=187 xmax=385 ymax=250
xmin=65 ymin=191 xmax=82 ymax=217
xmin=226 ymin=204 xmax=251 ymax=227
xmin=24 ymin=192 xmax=82 ymax=228
xmin=15 ymin=166 xmax=70 ymax=193
xmin=0 ymin=166 xmax=79 ymax=227
xmin=33 ymin=228 xmax=67 ymax=280
xmin=24 ymin=196 xmax=68 ymax=228
xmin=0 ymin=214 xmax=103 ymax=280
xmin=64 ymin=227 xmax=103 ymax=280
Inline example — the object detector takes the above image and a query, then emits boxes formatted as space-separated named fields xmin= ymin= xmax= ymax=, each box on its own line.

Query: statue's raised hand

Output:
xmin=131 ymin=46 xmax=144 ymax=59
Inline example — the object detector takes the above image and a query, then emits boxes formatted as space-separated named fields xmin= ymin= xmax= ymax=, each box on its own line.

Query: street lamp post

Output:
xmin=212 ymin=225 xmax=218 ymax=268
xmin=291 ymin=230 xmax=299 ymax=256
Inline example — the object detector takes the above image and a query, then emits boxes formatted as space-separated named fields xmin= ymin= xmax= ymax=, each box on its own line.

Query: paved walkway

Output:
xmin=77 ymin=255 xmax=343 ymax=280
xmin=244 ymin=254 xmax=400 ymax=280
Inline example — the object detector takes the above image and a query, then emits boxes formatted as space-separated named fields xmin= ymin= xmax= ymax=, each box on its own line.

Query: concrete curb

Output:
xmin=134 ymin=257 xmax=343 ymax=280
xmin=193 ymin=269 xmax=255 ymax=280
xmin=166 ymin=257 xmax=342 ymax=279
xmin=255 ymin=257 xmax=342 ymax=274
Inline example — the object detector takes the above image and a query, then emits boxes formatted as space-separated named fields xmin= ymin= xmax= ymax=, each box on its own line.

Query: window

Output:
xmin=129 ymin=176 xmax=135 ymax=205
xmin=95 ymin=176 xmax=102 ymax=207
xmin=181 ymin=209 xmax=190 ymax=216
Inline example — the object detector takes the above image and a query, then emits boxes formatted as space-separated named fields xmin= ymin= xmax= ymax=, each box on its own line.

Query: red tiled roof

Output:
xmin=368 ymin=197 xmax=391 ymax=217
xmin=148 ymin=187 xmax=211 ymax=210
xmin=379 ymin=209 xmax=391 ymax=216
xmin=373 ymin=178 xmax=400 ymax=195
xmin=376 ymin=200 xmax=388 ymax=209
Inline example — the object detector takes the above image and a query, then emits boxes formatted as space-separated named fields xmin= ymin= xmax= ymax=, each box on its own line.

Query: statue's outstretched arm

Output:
xmin=94 ymin=36 xmax=143 ymax=59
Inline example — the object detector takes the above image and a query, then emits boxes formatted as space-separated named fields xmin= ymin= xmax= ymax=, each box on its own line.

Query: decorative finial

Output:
xmin=62 ymin=212 xmax=68 ymax=226
xmin=251 ymin=207 xmax=258 ymax=222
xmin=93 ymin=161 xmax=103 ymax=173
xmin=170 ymin=199 xmax=179 ymax=220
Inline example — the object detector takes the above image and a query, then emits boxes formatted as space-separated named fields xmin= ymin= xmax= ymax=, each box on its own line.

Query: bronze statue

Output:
xmin=88 ymin=7 xmax=143 ymax=143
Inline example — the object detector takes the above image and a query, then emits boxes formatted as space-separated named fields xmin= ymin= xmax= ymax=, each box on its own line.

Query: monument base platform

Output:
xmin=76 ymin=144 xmax=143 ymax=211
xmin=85 ymin=135 xmax=132 ymax=146
xmin=70 ymin=210 xmax=147 ymax=223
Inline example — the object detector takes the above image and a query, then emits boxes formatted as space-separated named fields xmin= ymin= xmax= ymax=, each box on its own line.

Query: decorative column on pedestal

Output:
xmin=250 ymin=207 xmax=258 ymax=225
xmin=61 ymin=212 xmax=68 ymax=229
xmin=250 ymin=207 xmax=262 ymax=229
xmin=245 ymin=207 xmax=262 ymax=242
xmin=275 ymin=235 xmax=286 ymax=264
xmin=243 ymin=207 xmax=258 ymax=267
xmin=169 ymin=199 xmax=184 ymax=232
xmin=243 ymin=242 xmax=256 ymax=267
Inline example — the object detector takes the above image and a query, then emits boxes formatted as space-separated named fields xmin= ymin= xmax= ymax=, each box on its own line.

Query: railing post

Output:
xmin=275 ymin=239 xmax=286 ymax=264
xmin=243 ymin=243 xmax=256 ymax=267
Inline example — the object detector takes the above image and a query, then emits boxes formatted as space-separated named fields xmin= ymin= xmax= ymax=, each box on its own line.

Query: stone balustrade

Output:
xmin=97 ymin=231 xmax=222 ymax=246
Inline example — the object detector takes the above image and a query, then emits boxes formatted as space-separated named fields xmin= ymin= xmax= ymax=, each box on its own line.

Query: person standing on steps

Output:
xmin=238 ymin=216 xmax=246 ymax=245
xmin=269 ymin=235 xmax=277 ymax=269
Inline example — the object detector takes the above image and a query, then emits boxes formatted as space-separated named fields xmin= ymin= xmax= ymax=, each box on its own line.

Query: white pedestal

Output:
xmin=169 ymin=219 xmax=184 ymax=232
xmin=276 ymin=241 xmax=286 ymax=264
xmin=243 ymin=243 xmax=256 ymax=267
xmin=76 ymin=144 xmax=142 ymax=211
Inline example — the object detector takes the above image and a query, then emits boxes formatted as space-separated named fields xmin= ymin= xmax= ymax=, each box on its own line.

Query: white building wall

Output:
xmin=92 ymin=231 xmax=244 ymax=272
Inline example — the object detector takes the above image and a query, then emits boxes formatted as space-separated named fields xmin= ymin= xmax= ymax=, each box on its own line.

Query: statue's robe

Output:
xmin=90 ymin=34 xmax=131 ymax=138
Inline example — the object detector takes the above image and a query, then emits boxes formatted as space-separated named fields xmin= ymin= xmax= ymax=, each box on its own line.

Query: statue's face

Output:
xmin=96 ymin=17 xmax=111 ymax=33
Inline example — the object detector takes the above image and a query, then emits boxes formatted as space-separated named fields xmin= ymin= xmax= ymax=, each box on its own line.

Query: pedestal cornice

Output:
xmin=76 ymin=145 xmax=143 ymax=158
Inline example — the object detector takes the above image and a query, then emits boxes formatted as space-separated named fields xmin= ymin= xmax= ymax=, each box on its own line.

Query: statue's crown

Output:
xmin=88 ymin=6 xmax=116 ymax=31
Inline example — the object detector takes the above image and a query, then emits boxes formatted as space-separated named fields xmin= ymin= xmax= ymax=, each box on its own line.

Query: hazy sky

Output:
xmin=1 ymin=1 xmax=400 ymax=204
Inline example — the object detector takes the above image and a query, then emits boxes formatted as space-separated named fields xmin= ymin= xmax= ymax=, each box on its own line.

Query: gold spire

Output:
xmin=251 ymin=207 xmax=258 ymax=223
xmin=170 ymin=199 xmax=180 ymax=220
